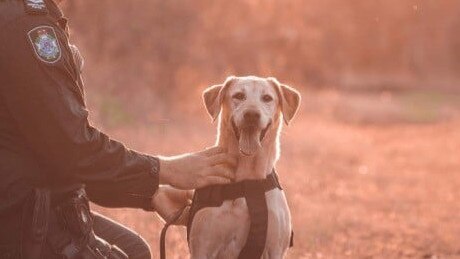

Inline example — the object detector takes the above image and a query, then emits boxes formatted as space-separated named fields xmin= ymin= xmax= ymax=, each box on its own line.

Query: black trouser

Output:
xmin=37 ymin=212 xmax=151 ymax=259
xmin=91 ymin=212 xmax=151 ymax=259
xmin=2 ymin=187 xmax=152 ymax=259
xmin=1 ymin=212 xmax=151 ymax=259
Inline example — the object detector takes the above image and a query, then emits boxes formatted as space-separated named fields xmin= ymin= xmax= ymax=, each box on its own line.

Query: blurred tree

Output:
xmin=62 ymin=0 xmax=460 ymax=112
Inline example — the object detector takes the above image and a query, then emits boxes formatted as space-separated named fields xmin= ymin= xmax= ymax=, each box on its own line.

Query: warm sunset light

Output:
xmin=1 ymin=1 xmax=459 ymax=258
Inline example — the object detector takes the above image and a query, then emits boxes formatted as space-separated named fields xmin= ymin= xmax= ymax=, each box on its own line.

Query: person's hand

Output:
xmin=152 ymin=186 xmax=193 ymax=225
xmin=158 ymin=147 xmax=237 ymax=190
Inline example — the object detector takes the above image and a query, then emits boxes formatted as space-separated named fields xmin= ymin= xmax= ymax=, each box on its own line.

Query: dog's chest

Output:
xmin=189 ymin=189 xmax=292 ymax=258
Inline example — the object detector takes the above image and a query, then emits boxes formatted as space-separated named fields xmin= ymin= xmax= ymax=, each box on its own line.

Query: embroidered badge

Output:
xmin=28 ymin=26 xmax=61 ymax=64
xmin=24 ymin=0 xmax=48 ymax=14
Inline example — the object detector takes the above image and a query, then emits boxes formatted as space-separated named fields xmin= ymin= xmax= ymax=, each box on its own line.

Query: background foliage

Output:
xmin=61 ymin=1 xmax=460 ymax=258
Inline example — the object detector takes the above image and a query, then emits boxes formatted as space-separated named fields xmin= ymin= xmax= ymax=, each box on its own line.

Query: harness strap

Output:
xmin=237 ymin=181 xmax=268 ymax=259
xmin=187 ymin=171 xmax=281 ymax=240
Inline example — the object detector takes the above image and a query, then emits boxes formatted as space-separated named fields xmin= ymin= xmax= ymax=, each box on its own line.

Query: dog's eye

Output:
xmin=232 ymin=92 xmax=246 ymax=101
xmin=262 ymin=94 xmax=273 ymax=103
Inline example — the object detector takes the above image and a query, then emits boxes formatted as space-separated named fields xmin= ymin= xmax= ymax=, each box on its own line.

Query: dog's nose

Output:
xmin=243 ymin=110 xmax=261 ymax=123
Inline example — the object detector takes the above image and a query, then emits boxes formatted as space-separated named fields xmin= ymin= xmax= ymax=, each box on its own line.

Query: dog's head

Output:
xmin=203 ymin=76 xmax=301 ymax=156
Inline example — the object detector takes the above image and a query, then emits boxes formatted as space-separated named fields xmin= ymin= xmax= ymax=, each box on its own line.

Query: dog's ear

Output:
xmin=203 ymin=76 xmax=236 ymax=121
xmin=268 ymin=77 xmax=301 ymax=125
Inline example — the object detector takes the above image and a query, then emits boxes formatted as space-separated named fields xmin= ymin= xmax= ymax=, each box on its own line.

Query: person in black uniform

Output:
xmin=0 ymin=0 xmax=236 ymax=258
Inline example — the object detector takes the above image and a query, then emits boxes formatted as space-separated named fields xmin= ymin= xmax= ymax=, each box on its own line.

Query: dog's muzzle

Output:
xmin=231 ymin=118 xmax=272 ymax=142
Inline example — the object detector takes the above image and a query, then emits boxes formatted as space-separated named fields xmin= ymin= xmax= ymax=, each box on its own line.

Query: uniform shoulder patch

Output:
xmin=24 ymin=0 xmax=48 ymax=14
xmin=28 ymin=26 xmax=62 ymax=64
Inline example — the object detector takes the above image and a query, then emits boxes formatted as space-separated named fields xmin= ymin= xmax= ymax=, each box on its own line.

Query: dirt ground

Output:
xmin=92 ymin=89 xmax=460 ymax=258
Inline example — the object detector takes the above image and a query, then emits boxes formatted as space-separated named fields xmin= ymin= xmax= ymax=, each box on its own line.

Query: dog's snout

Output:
xmin=243 ymin=110 xmax=261 ymax=123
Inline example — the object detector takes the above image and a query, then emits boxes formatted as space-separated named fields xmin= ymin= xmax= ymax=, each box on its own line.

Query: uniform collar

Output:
xmin=44 ymin=0 xmax=64 ymax=19
xmin=45 ymin=0 xmax=69 ymax=33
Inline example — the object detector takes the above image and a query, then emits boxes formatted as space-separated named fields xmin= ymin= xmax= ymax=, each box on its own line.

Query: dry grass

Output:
xmin=91 ymin=89 xmax=460 ymax=258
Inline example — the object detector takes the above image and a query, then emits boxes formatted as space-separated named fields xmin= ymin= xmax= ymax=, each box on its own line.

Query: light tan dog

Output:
xmin=188 ymin=76 xmax=301 ymax=259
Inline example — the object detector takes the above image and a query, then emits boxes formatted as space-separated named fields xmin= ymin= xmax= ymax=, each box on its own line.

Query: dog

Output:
xmin=188 ymin=76 xmax=301 ymax=259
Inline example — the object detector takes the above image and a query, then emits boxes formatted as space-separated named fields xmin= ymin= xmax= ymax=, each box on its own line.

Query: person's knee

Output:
xmin=134 ymin=240 xmax=151 ymax=259
xmin=124 ymin=233 xmax=151 ymax=259
xmin=92 ymin=213 xmax=151 ymax=259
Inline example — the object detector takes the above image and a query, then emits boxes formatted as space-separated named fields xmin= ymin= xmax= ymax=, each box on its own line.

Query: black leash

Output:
xmin=160 ymin=206 xmax=189 ymax=259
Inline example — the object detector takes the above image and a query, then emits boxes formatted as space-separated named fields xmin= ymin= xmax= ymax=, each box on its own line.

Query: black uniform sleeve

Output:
xmin=0 ymin=16 xmax=159 ymax=210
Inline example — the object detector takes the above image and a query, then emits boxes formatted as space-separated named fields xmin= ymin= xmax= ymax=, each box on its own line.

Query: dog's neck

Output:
xmin=217 ymin=116 xmax=281 ymax=181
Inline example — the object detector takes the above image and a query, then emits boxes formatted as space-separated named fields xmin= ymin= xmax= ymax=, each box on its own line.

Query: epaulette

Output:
xmin=23 ymin=0 xmax=48 ymax=15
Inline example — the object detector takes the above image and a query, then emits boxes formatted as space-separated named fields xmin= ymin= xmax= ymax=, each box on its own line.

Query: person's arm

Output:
xmin=0 ymin=15 xmax=236 ymax=209
xmin=0 ymin=16 xmax=160 ymax=209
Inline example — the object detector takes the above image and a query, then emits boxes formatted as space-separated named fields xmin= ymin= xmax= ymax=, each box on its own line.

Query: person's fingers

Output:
xmin=227 ymin=155 xmax=238 ymax=169
xmin=208 ymin=153 xmax=227 ymax=165
xmin=167 ymin=188 xmax=193 ymax=203
xmin=174 ymin=206 xmax=191 ymax=226
xmin=210 ymin=165 xmax=234 ymax=180
xmin=202 ymin=176 xmax=232 ymax=187
xmin=201 ymin=146 xmax=227 ymax=156
xmin=208 ymin=153 xmax=237 ymax=167
xmin=186 ymin=190 xmax=194 ymax=200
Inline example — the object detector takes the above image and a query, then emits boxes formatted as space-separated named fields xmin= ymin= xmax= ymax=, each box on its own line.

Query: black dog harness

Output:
xmin=187 ymin=171 xmax=292 ymax=259
xmin=159 ymin=171 xmax=293 ymax=259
